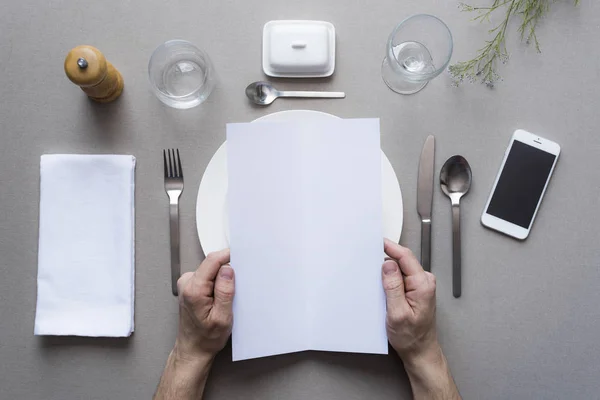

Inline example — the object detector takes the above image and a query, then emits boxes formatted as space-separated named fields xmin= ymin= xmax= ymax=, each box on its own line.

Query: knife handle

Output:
xmin=421 ymin=219 xmax=431 ymax=272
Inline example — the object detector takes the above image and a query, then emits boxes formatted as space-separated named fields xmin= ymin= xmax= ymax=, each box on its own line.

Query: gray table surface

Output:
xmin=2 ymin=0 xmax=600 ymax=399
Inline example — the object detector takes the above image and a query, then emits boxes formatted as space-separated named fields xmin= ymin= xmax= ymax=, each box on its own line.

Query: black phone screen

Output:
xmin=486 ymin=141 xmax=556 ymax=229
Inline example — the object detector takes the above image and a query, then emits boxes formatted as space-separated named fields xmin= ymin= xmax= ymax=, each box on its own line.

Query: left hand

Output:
xmin=175 ymin=249 xmax=235 ymax=361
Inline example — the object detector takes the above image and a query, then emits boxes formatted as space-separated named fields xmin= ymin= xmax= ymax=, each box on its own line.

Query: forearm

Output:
xmin=402 ymin=343 xmax=461 ymax=400
xmin=153 ymin=343 xmax=214 ymax=400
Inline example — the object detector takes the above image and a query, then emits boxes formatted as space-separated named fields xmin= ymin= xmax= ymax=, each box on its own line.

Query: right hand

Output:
xmin=382 ymin=239 xmax=438 ymax=364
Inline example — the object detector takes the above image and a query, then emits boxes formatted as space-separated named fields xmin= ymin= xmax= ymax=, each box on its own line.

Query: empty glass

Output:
xmin=381 ymin=15 xmax=453 ymax=95
xmin=148 ymin=40 xmax=215 ymax=109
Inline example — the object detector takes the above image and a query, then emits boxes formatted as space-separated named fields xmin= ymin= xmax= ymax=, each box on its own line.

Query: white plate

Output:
xmin=196 ymin=110 xmax=403 ymax=255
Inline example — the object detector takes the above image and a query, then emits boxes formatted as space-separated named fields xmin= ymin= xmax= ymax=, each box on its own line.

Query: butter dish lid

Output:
xmin=262 ymin=20 xmax=335 ymax=78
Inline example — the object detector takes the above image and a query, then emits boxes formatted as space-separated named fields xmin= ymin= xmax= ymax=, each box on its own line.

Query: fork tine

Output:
xmin=163 ymin=150 xmax=168 ymax=178
xmin=172 ymin=149 xmax=179 ymax=177
xmin=171 ymin=149 xmax=176 ymax=178
xmin=176 ymin=149 xmax=183 ymax=178
xmin=171 ymin=149 xmax=177 ymax=177
xmin=168 ymin=149 xmax=174 ymax=178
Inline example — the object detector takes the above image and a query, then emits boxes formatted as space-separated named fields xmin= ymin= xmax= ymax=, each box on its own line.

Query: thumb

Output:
xmin=213 ymin=265 xmax=235 ymax=318
xmin=382 ymin=259 xmax=408 ymax=316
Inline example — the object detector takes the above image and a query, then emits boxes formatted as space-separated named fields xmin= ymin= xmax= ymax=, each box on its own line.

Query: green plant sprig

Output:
xmin=448 ymin=0 xmax=579 ymax=88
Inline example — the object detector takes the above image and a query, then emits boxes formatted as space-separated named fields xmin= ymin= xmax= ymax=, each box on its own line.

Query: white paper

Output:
xmin=35 ymin=154 xmax=136 ymax=337
xmin=227 ymin=119 xmax=386 ymax=361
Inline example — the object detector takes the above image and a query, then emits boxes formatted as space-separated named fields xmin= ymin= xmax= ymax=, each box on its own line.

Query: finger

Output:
xmin=176 ymin=272 xmax=194 ymax=297
xmin=384 ymin=238 xmax=424 ymax=277
xmin=382 ymin=259 xmax=409 ymax=317
xmin=404 ymin=273 xmax=429 ymax=292
xmin=212 ymin=265 xmax=235 ymax=321
xmin=197 ymin=249 xmax=231 ymax=282
xmin=424 ymin=271 xmax=437 ymax=298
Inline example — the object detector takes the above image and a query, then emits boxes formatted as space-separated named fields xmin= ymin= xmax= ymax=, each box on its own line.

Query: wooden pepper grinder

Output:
xmin=64 ymin=45 xmax=124 ymax=103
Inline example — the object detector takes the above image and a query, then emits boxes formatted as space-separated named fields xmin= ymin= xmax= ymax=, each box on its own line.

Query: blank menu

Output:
xmin=227 ymin=118 xmax=386 ymax=361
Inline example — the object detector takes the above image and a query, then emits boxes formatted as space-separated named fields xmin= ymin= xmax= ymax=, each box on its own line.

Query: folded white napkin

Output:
xmin=35 ymin=155 xmax=136 ymax=337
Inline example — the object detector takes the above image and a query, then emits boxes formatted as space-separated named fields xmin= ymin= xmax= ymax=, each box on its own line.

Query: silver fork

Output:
xmin=163 ymin=149 xmax=184 ymax=296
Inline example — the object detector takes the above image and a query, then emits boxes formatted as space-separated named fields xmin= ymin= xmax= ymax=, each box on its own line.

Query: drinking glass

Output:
xmin=381 ymin=15 xmax=453 ymax=95
xmin=148 ymin=40 xmax=215 ymax=109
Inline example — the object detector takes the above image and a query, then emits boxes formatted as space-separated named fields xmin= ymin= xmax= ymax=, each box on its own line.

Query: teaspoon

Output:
xmin=245 ymin=81 xmax=345 ymax=106
xmin=440 ymin=155 xmax=472 ymax=298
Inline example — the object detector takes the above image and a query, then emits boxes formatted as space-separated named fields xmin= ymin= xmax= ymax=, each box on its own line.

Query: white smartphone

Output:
xmin=481 ymin=129 xmax=560 ymax=240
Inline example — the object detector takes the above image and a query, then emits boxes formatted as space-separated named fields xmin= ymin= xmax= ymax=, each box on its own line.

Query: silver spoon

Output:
xmin=440 ymin=155 xmax=472 ymax=298
xmin=245 ymin=81 xmax=346 ymax=106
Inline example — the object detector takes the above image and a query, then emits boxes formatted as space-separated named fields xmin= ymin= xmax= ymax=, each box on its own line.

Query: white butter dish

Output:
xmin=262 ymin=20 xmax=336 ymax=78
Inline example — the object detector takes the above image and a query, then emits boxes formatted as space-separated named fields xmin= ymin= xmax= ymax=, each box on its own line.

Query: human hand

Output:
xmin=154 ymin=251 xmax=233 ymax=400
xmin=382 ymin=239 xmax=438 ymax=364
xmin=175 ymin=249 xmax=235 ymax=362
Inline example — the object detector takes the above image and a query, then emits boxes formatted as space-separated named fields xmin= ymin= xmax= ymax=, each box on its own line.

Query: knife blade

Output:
xmin=417 ymin=135 xmax=435 ymax=271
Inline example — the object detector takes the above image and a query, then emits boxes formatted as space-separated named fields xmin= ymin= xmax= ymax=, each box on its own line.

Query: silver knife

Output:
xmin=417 ymin=135 xmax=435 ymax=272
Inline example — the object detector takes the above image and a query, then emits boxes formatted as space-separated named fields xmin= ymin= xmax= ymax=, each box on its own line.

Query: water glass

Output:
xmin=148 ymin=40 xmax=215 ymax=109
xmin=381 ymin=15 xmax=453 ymax=95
